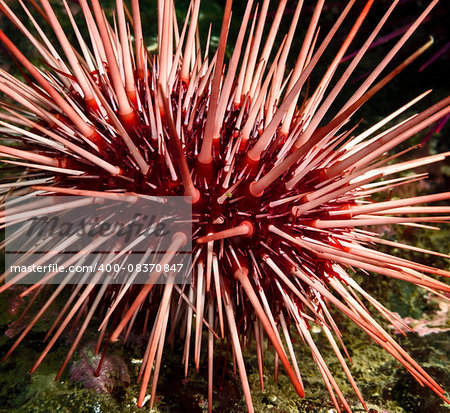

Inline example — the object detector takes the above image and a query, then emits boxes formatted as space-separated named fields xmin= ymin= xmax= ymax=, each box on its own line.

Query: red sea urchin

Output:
xmin=0 ymin=0 xmax=449 ymax=411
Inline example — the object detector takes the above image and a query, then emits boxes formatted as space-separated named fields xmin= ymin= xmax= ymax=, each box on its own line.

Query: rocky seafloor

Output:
xmin=0 ymin=273 xmax=448 ymax=413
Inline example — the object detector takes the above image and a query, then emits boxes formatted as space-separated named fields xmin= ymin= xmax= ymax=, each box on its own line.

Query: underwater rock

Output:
xmin=69 ymin=344 xmax=130 ymax=395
